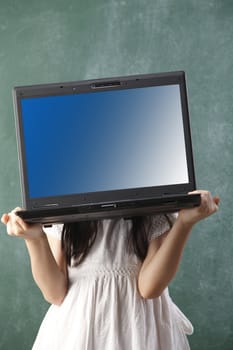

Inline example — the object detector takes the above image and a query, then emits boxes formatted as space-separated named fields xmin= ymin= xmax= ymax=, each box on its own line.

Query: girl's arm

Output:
xmin=1 ymin=208 xmax=68 ymax=305
xmin=138 ymin=190 xmax=220 ymax=299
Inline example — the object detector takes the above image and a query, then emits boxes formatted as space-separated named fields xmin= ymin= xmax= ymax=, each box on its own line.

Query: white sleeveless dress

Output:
xmin=32 ymin=215 xmax=193 ymax=349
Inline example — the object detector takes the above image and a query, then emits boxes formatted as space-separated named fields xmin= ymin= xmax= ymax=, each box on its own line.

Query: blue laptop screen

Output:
xmin=21 ymin=84 xmax=188 ymax=199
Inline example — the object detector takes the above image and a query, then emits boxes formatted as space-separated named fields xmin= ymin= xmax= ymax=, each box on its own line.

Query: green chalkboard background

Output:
xmin=0 ymin=0 xmax=232 ymax=349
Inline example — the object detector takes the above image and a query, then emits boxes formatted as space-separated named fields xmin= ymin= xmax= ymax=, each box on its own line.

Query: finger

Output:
xmin=204 ymin=194 xmax=219 ymax=212
xmin=1 ymin=213 xmax=9 ymax=225
xmin=12 ymin=207 xmax=24 ymax=215
xmin=213 ymin=196 xmax=220 ymax=206
xmin=10 ymin=208 xmax=29 ymax=229
xmin=190 ymin=190 xmax=219 ymax=209
xmin=7 ymin=215 xmax=27 ymax=237
xmin=7 ymin=209 xmax=29 ymax=233
xmin=12 ymin=215 xmax=29 ymax=232
xmin=1 ymin=208 xmax=23 ymax=225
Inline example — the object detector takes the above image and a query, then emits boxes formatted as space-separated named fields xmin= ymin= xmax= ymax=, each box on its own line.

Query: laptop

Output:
xmin=13 ymin=71 xmax=200 ymax=224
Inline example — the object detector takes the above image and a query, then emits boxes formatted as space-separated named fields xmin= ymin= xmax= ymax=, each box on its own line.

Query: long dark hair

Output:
xmin=62 ymin=216 xmax=172 ymax=266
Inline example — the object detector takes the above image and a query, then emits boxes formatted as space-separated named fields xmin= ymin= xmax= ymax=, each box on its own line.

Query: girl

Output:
xmin=1 ymin=190 xmax=219 ymax=349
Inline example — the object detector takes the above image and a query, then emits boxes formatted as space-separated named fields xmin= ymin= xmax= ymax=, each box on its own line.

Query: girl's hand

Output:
xmin=178 ymin=190 xmax=220 ymax=227
xmin=1 ymin=207 xmax=44 ymax=241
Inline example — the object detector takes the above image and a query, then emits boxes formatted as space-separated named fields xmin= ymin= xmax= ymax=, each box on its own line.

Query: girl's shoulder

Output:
xmin=43 ymin=224 xmax=63 ymax=240
xmin=144 ymin=213 xmax=177 ymax=241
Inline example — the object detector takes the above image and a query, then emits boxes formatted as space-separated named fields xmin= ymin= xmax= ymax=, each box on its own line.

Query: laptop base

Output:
xmin=16 ymin=193 xmax=201 ymax=225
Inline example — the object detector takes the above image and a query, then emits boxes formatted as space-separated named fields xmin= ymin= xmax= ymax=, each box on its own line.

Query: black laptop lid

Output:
xmin=13 ymin=71 xmax=196 ymax=211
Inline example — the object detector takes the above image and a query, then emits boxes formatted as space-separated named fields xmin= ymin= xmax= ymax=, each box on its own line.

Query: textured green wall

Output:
xmin=0 ymin=1 xmax=232 ymax=349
